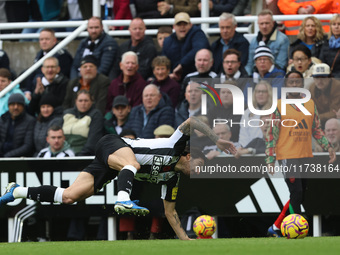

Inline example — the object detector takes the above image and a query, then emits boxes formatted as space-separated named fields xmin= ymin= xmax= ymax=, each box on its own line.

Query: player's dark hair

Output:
xmin=47 ymin=125 xmax=63 ymax=136
xmin=120 ymin=129 xmax=137 ymax=139
xmin=182 ymin=146 xmax=206 ymax=164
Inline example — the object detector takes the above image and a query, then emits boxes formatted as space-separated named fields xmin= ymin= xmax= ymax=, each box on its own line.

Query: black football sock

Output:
xmin=27 ymin=186 xmax=58 ymax=202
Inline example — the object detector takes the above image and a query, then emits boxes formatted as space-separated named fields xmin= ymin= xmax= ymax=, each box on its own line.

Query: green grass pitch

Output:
xmin=1 ymin=237 xmax=340 ymax=255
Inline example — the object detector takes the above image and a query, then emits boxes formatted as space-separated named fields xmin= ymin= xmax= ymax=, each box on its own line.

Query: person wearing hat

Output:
xmin=33 ymin=93 xmax=63 ymax=155
xmin=63 ymin=54 xmax=110 ymax=115
xmin=163 ymin=12 xmax=210 ymax=82
xmin=309 ymin=63 xmax=340 ymax=127
xmin=104 ymin=95 xmax=131 ymax=135
xmin=245 ymin=9 xmax=289 ymax=76
xmin=243 ymin=41 xmax=285 ymax=102
xmin=154 ymin=124 xmax=175 ymax=138
xmin=0 ymin=93 xmax=36 ymax=157
xmin=70 ymin=16 xmax=118 ymax=79
xmin=28 ymin=56 xmax=69 ymax=116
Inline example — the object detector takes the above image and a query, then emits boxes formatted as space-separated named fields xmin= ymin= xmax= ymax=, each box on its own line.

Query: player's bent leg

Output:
xmin=107 ymin=147 xmax=140 ymax=171
xmin=62 ymin=172 xmax=95 ymax=204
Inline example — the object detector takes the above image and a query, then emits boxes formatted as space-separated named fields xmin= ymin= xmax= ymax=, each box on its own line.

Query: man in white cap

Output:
xmin=162 ymin=12 xmax=210 ymax=82
xmin=309 ymin=63 xmax=340 ymax=127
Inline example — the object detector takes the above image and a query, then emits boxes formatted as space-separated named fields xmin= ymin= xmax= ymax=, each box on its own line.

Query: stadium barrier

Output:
xmin=0 ymin=154 xmax=339 ymax=241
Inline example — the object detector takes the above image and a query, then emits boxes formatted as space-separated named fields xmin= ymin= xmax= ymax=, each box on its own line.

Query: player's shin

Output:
xmin=26 ymin=186 xmax=64 ymax=203
xmin=117 ymin=165 xmax=137 ymax=202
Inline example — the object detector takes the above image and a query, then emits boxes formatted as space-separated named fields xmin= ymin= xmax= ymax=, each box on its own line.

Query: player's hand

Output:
xmin=216 ymin=139 xmax=237 ymax=155
xmin=328 ymin=147 xmax=336 ymax=164
xmin=267 ymin=163 xmax=275 ymax=175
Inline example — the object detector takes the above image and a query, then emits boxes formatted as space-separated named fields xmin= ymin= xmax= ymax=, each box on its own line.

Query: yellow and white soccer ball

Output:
xmin=281 ymin=214 xmax=309 ymax=239
xmin=193 ymin=215 xmax=216 ymax=238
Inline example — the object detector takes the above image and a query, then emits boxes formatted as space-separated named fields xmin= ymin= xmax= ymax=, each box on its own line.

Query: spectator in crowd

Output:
xmin=104 ymin=95 xmax=131 ymax=135
xmin=134 ymin=0 xmax=162 ymax=19
xmin=239 ymin=81 xmax=273 ymax=148
xmin=235 ymin=114 xmax=271 ymax=159
xmin=266 ymin=70 xmax=335 ymax=238
xmin=324 ymin=118 xmax=340 ymax=151
xmin=287 ymin=44 xmax=320 ymax=89
xmin=2 ymin=0 xmax=29 ymax=34
xmin=106 ymin=51 xmax=147 ymax=111
xmin=198 ymin=0 xmax=237 ymax=18
xmin=64 ymin=0 xmax=93 ymax=31
xmin=33 ymin=94 xmax=63 ymax=155
xmin=309 ymin=63 xmax=340 ymax=128
xmin=315 ymin=118 xmax=340 ymax=152
xmin=63 ymin=90 xmax=103 ymax=156
xmin=156 ymin=26 xmax=172 ymax=54
xmin=125 ymin=84 xmax=174 ymax=138
xmin=21 ymin=0 xmax=64 ymax=36
xmin=158 ymin=0 xmax=199 ymax=17
xmin=24 ymin=28 xmax=73 ymax=99
xmin=63 ymin=55 xmax=110 ymax=115
xmin=0 ymin=68 xmax=28 ymax=117
xmin=244 ymin=42 xmax=285 ymax=101
xmin=211 ymin=13 xmax=249 ymax=74
xmin=163 ymin=12 xmax=210 ymax=82
xmin=181 ymin=49 xmax=217 ymax=103
xmin=175 ymin=81 xmax=203 ymax=128
xmin=277 ymin=0 xmax=333 ymax=35
xmin=0 ymin=50 xmax=10 ymax=70
xmin=219 ymin=49 xmax=249 ymax=91
xmin=70 ymin=16 xmax=118 ymax=79
xmin=0 ymin=93 xmax=35 ymax=157
xmin=148 ymin=56 xmax=181 ymax=108
xmin=208 ymin=81 xmax=241 ymax=142
xmin=35 ymin=28 xmax=73 ymax=78
xmin=289 ymin=16 xmax=326 ymax=60
xmin=112 ymin=0 xmax=132 ymax=30
xmin=37 ymin=125 xmax=75 ymax=158
xmin=203 ymin=123 xmax=238 ymax=160
xmin=232 ymin=0 xmax=252 ymax=18
xmin=115 ymin=17 xmax=158 ymax=80
xmin=245 ymin=9 xmax=289 ymax=75
xmin=320 ymin=14 xmax=340 ymax=78
xmin=28 ymin=57 xmax=69 ymax=116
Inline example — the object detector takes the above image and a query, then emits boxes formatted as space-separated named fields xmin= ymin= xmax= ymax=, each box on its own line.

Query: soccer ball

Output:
xmin=193 ymin=215 xmax=216 ymax=238
xmin=281 ymin=214 xmax=309 ymax=239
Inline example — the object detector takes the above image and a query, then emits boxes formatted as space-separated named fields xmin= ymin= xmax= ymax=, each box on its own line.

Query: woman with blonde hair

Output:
xmin=289 ymin=16 xmax=326 ymax=60
xmin=320 ymin=14 xmax=340 ymax=78
xmin=238 ymin=80 xmax=273 ymax=148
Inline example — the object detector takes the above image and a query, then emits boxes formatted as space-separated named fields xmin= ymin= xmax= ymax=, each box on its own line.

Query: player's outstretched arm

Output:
xmin=163 ymin=200 xmax=191 ymax=240
xmin=179 ymin=117 xmax=237 ymax=155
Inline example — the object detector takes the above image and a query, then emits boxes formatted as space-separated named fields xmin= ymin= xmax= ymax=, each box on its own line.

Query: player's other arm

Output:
xmin=178 ymin=117 xmax=237 ymax=154
xmin=163 ymin=200 xmax=190 ymax=240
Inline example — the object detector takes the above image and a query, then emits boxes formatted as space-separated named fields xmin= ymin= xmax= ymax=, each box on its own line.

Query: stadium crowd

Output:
xmin=0 ymin=0 xmax=340 ymax=240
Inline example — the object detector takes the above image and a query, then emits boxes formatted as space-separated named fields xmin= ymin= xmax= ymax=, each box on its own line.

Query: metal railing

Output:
xmin=0 ymin=13 xmax=335 ymax=98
